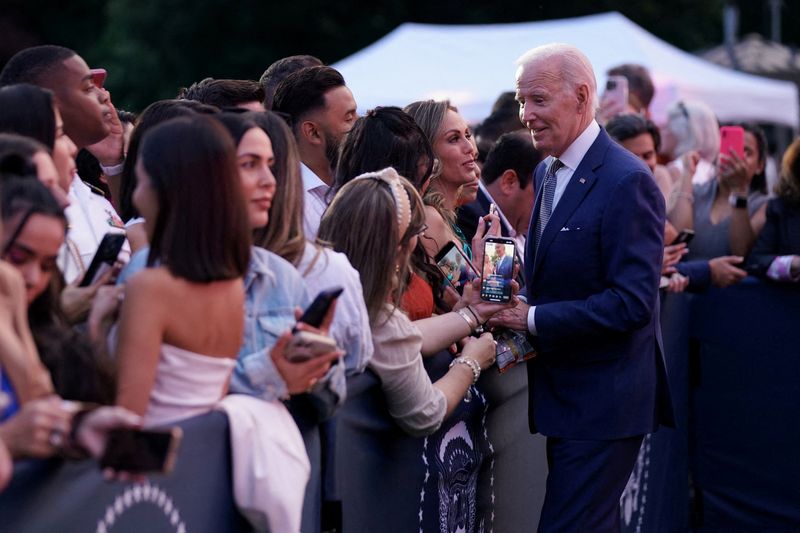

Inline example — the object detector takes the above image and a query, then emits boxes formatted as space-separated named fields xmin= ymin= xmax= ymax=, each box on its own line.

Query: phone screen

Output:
xmin=100 ymin=428 xmax=182 ymax=473
xmin=480 ymin=238 xmax=516 ymax=303
xmin=436 ymin=242 xmax=478 ymax=294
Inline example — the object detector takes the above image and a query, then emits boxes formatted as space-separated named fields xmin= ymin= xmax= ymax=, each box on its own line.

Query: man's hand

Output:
xmin=487 ymin=299 xmax=531 ymax=332
xmin=709 ymin=255 xmax=747 ymax=287
xmin=85 ymin=90 xmax=125 ymax=167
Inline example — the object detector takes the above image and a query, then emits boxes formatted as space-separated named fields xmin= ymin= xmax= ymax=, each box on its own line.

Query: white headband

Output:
xmin=352 ymin=167 xmax=412 ymax=239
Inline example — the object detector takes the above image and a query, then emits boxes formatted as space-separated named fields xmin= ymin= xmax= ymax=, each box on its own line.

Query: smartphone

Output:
xmin=672 ymin=229 xmax=695 ymax=245
xmin=79 ymin=232 xmax=126 ymax=287
xmin=480 ymin=236 xmax=516 ymax=303
xmin=286 ymin=330 xmax=338 ymax=363
xmin=434 ymin=241 xmax=479 ymax=294
xmin=293 ymin=287 xmax=343 ymax=332
xmin=99 ymin=427 xmax=182 ymax=474
xmin=603 ymin=75 xmax=629 ymax=114
xmin=720 ymin=126 xmax=745 ymax=159
xmin=485 ymin=203 xmax=497 ymax=232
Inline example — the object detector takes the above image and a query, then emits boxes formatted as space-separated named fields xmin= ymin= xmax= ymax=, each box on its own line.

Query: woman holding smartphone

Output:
xmin=319 ymin=167 xmax=503 ymax=532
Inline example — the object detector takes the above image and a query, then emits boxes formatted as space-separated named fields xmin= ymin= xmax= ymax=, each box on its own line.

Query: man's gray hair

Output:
xmin=516 ymin=43 xmax=598 ymax=118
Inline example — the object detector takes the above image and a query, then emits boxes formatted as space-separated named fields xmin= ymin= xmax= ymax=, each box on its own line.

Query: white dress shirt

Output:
xmin=59 ymin=175 xmax=130 ymax=284
xmin=300 ymin=162 xmax=331 ymax=240
xmin=527 ymin=120 xmax=601 ymax=335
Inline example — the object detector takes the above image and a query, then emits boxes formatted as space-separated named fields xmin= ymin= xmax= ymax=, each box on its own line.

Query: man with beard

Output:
xmin=273 ymin=66 xmax=357 ymax=238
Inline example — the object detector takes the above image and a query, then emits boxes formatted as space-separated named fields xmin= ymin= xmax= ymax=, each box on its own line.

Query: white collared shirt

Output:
xmin=300 ymin=163 xmax=331 ymax=240
xmin=527 ymin=120 xmax=601 ymax=335
xmin=59 ymin=175 xmax=130 ymax=284
xmin=548 ymin=119 xmax=601 ymax=212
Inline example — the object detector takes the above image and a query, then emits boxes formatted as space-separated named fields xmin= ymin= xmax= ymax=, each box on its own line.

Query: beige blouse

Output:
xmin=368 ymin=304 xmax=447 ymax=437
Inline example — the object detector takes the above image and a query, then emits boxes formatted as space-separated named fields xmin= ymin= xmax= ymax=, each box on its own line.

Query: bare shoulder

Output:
xmin=124 ymin=266 xmax=173 ymax=295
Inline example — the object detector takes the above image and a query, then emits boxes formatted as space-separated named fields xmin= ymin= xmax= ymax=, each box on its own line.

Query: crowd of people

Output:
xmin=0 ymin=41 xmax=797 ymax=533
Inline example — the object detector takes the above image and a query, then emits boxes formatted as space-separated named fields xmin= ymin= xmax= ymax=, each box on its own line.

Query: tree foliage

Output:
xmin=1 ymin=0 xmax=797 ymax=114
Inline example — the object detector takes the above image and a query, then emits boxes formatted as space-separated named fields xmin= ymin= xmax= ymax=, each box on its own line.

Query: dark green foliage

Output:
xmin=1 ymin=0 xmax=797 ymax=113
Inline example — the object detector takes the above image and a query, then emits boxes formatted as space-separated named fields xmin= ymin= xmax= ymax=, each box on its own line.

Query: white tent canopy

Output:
xmin=334 ymin=12 xmax=799 ymax=128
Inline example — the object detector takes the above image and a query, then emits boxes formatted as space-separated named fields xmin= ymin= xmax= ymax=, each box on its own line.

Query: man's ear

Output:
xmin=576 ymin=83 xmax=590 ymax=114
xmin=499 ymin=169 xmax=520 ymax=195
xmin=300 ymin=120 xmax=322 ymax=146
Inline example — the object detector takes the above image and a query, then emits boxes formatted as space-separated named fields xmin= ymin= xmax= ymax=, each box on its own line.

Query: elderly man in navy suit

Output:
xmin=491 ymin=44 xmax=674 ymax=532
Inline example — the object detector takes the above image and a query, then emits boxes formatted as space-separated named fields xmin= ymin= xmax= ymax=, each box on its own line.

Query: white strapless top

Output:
xmin=143 ymin=343 xmax=236 ymax=428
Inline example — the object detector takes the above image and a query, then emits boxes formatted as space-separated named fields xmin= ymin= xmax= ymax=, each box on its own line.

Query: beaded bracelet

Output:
xmin=449 ymin=356 xmax=481 ymax=385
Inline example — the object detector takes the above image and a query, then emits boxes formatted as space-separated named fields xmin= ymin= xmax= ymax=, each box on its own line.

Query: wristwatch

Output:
xmin=729 ymin=194 xmax=748 ymax=209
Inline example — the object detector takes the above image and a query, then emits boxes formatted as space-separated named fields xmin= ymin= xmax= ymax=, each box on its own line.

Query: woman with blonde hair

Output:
xmin=405 ymin=100 xmax=492 ymax=264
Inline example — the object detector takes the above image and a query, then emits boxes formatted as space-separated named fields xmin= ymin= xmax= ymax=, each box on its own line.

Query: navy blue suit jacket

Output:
xmin=524 ymin=129 xmax=675 ymax=440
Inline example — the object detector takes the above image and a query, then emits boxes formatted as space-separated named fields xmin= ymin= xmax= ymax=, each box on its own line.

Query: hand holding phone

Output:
xmin=293 ymin=287 xmax=343 ymax=332
xmin=672 ymin=229 xmax=695 ymax=245
xmin=80 ymin=233 xmax=126 ymax=287
xmin=480 ymin=237 xmax=516 ymax=303
xmin=720 ymin=126 xmax=745 ymax=159
xmin=286 ymin=330 xmax=338 ymax=363
xmin=99 ymin=427 xmax=182 ymax=474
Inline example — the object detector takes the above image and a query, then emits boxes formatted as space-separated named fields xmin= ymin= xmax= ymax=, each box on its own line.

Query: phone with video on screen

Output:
xmin=480 ymin=237 xmax=516 ymax=303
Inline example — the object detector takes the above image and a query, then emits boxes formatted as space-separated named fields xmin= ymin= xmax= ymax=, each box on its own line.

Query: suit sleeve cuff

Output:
xmin=527 ymin=305 xmax=538 ymax=335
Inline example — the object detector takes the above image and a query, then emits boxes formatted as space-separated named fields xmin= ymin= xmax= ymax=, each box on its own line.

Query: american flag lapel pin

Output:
xmin=579 ymin=177 xmax=586 ymax=184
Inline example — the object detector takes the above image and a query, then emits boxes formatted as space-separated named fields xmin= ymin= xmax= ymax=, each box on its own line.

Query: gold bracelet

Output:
xmin=456 ymin=308 xmax=477 ymax=330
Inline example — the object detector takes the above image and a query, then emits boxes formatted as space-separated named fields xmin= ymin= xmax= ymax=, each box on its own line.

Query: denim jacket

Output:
xmin=230 ymin=247 xmax=347 ymax=409
xmin=119 ymin=246 xmax=346 ymax=407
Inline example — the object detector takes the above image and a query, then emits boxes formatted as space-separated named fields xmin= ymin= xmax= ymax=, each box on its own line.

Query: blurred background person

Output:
xmin=747 ymin=137 xmax=800 ymax=282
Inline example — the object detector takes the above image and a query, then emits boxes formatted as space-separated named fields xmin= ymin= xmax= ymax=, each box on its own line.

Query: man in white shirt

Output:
xmin=0 ymin=45 xmax=129 ymax=285
xmin=273 ymin=66 xmax=357 ymax=239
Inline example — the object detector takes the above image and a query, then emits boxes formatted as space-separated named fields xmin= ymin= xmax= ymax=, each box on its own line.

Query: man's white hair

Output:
xmin=516 ymin=43 xmax=598 ymax=118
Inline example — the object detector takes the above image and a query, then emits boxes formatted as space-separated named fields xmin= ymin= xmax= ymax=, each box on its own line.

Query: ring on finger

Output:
xmin=49 ymin=428 xmax=64 ymax=449
xmin=305 ymin=377 xmax=319 ymax=393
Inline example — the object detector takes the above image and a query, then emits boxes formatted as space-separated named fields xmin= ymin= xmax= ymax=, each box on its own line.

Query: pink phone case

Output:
xmin=720 ymin=126 xmax=745 ymax=159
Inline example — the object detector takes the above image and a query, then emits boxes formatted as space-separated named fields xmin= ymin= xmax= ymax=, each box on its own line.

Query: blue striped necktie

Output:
xmin=535 ymin=158 xmax=564 ymax=252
